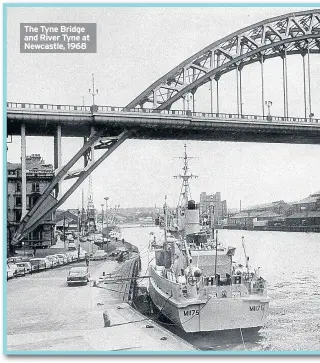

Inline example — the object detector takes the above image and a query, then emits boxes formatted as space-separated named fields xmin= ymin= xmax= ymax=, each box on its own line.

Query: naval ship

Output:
xmin=148 ymin=145 xmax=270 ymax=333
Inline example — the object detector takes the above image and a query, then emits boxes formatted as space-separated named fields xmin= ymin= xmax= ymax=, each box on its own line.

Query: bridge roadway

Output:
xmin=7 ymin=102 xmax=320 ymax=144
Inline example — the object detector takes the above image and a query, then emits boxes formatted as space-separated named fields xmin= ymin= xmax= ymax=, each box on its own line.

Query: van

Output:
xmin=68 ymin=241 xmax=76 ymax=251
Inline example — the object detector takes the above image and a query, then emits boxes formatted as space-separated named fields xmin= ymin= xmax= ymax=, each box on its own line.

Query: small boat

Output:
xmin=148 ymin=145 xmax=270 ymax=333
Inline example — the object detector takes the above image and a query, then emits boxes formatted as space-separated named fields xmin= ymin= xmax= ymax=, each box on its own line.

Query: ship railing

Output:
xmin=201 ymin=283 xmax=246 ymax=299
xmin=247 ymin=281 xmax=268 ymax=297
xmin=150 ymin=266 xmax=185 ymax=301
xmin=200 ymin=275 xmax=267 ymax=298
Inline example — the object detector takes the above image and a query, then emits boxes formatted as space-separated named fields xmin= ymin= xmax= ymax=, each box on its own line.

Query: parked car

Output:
xmin=116 ymin=250 xmax=129 ymax=263
xmin=7 ymin=262 xmax=18 ymax=276
xmin=65 ymin=253 xmax=73 ymax=263
xmin=7 ymin=264 xmax=16 ymax=280
xmin=7 ymin=256 xmax=23 ymax=264
xmin=30 ymin=258 xmax=46 ymax=272
xmin=92 ymin=250 xmax=108 ymax=261
xmin=46 ymin=255 xmax=59 ymax=267
xmin=53 ymin=254 xmax=67 ymax=265
xmin=15 ymin=262 xmax=32 ymax=276
xmin=67 ymin=267 xmax=90 ymax=285
xmin=110 ymin=247 xmax=127 ymax=258
xmin=68 ymin=251 xmax=78 ymax=262
xmin=43 ymin=257 xmax=53 ymax=269
xmin=68 ymin=241 xmax=77 ymax=251
xmin=78 ymin=250 xmax=87 ymax=261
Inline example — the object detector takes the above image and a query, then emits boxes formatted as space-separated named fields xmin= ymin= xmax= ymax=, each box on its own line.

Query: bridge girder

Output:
xmin=12 ymin=130 xmax=130 ymax=244
xmin=125 ymin=9 xmax=320 ymax=111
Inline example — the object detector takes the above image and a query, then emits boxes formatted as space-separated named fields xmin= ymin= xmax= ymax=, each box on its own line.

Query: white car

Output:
xmin=46 ymin=255 xmax=59 ymax=267
xmin=7 ymin=264 xmax=16 ymax=279
xmin=7 ymin=256 xmax=23 ymax=264
xmin=92 ymin=250 xmax=108 ymax=261
xmin=15 ymin=262 xmax=32 ymax=275
xmin=53 ymin=254 xmax=67 ymax=265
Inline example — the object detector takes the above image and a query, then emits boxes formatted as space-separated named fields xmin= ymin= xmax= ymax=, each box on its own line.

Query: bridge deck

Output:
xmin=7 ymin=103 xmax=320 ymax=144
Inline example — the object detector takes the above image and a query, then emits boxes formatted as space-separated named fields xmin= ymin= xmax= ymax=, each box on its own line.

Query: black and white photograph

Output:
xmin=4 ymin=2 xmax=320 ymax=355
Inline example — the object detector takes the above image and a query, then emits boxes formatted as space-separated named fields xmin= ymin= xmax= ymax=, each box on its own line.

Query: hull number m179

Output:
xmin=183 ymin=309 xmax=199 ymax=317
xmin=249 ymin=305 xmax=265 ymax=312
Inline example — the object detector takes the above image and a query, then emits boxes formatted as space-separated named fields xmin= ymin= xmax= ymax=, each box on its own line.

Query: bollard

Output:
xmin=103 ymin=272 xmax=105 ymax=276
xmin=103 ymin=310 xmax=111 ymax=327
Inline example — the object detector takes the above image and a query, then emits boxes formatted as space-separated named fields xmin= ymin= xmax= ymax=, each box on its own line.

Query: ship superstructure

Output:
xmin=148 ymin=145 xmax=270 ymax=333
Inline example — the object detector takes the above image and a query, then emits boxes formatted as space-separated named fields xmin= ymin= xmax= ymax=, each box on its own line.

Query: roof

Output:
xmin=230 ymin=210 xmax=282 ymax=219
xmin=293 ymin=195 xmax=320 ymax=205
xmin=286 ymin=211 xmax=320 ymax=219
xmin=242 ymin=200 xmax=286 ymax=212
xmin=7 ymin=162 xmax=21 ymax=170
xmin=55 ymin=210 xmax=78 ymax=223
xmin=256 ymin=211 xmax=281 ymax=218
xmin=56 ymin=217 xmax=75 ymax=227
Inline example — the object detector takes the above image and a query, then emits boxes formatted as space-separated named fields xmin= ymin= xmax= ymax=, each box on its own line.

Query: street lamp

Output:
xmin=104 ymin=197 xmax=109 ymax=251
xmin=265 ymin=100 xmax=272 ymax=119
xmin=309 ymin=112 xmax=314 ymax=123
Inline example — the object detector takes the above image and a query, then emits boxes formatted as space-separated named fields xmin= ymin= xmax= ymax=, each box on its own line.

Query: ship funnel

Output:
xmin=185 ymin=200 xmax=200 ymax=235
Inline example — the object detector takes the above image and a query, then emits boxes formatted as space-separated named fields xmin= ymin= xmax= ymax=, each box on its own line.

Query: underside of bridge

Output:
xmin=8 ymin=8 xmax=320 ymax=244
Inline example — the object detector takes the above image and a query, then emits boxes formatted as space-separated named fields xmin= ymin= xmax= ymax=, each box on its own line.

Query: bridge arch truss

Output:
xmin=126 ymin=9 xmax=320 ymax=118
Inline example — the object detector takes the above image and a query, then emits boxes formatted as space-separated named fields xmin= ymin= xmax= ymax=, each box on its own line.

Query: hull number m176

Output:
xmin=183 ymin=309 xmax=199 ymax=317
xmin=249 ymin=305 xmax=265 ymax=312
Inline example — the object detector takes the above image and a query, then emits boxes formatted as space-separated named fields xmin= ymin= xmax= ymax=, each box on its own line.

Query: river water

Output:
xmin=121 ymin=226 xmax=320 ymax=352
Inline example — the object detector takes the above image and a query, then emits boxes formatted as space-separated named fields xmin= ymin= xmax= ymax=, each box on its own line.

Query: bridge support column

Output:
xmin=302 ymin=46 xmax=312 ymax=120
xmin=236 ymin=66 xmax=243 ymax=116
xmin=210 ymin=79 xmax=213 ymax=113
xmin=192 ymin=90 xmax=196 ymax=112
xmin=282 ymin=50 xmax=289 ymax=119
xmin=21 ymin=124 xmax=27 ymax=219
xmin=260 ymin=55 xmax=265 ymax=117
xmin=54 ymin=125 xmax=62 ymax=198
xmin=215 ymin=77 xmax=220 ymax=114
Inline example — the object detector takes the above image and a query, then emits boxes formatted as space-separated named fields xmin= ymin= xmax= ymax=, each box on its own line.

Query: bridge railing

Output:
xmin=7 ymin=102 xmax=319 ymax=124
xmin=7 ymin=102 xmax=92 ymax=112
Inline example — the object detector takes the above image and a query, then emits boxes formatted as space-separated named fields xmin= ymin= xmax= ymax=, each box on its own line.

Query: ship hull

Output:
xmin=149 ymin=276 xmax=269 ymax=333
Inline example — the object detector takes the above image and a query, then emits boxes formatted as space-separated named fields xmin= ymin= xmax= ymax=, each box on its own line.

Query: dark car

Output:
xmin=67 ymin=267 xmax=90 ymax=285
xmin=116 ymin=250 xmax=129 ymax=263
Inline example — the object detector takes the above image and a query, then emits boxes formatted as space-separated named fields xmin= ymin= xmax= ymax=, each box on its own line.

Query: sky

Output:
xmin=6 ymin=4 xmax=320 ymax=210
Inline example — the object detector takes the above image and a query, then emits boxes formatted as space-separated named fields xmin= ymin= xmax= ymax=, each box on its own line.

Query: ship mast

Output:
xmin=174 ymin=143 xmax=198 ymax=209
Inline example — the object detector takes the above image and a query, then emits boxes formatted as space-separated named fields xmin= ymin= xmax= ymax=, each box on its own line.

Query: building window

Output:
xmin=16 ymin=183 xmax=21 ymax=192
xmin=29 ymin=195 xmax=40 ymax=209
xmin=15 ymin=210 xmax=22 ymax=222
xmin=15 ymin=196 xmax=22 ymax=207
xmin=32 ymin=182 xmax=40 ymax=192
xmin=28 ymin=229 xmax=42 ymax=241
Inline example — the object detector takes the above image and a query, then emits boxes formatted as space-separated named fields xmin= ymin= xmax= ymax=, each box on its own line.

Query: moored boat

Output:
xmin=148 ymin=145 xmax=270 ymax=333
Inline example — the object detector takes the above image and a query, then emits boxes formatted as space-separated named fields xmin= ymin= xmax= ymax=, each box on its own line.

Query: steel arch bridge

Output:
xmin=10 ymin=8 xmax=320 ymax=245
xmin=126 ymin=9 xmax=320 ymax=118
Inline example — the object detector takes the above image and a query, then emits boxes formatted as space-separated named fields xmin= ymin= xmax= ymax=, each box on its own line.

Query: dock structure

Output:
xmin=7 ymin=253 xmax=195 ymax=353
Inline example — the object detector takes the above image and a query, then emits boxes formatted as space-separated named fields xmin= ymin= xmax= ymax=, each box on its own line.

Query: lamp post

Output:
xmin=265 ymin=100 xmax=272 ymax=120
xmin=88 ymin=73 xmax=98 ymax=105
xmin=101 ymin=204 xmax=104 ymax=233
xmin=104 ymin=197 xmax=109 ymax=252
xmin=309 ymin=112 xmax=314 ymax=123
